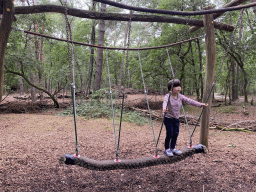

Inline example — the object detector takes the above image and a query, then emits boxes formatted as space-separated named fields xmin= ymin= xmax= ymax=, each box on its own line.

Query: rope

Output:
xmin=117 ymin=17 xmax=132 ymax=156
xmin=62 ymin=0 xmax=79 ymax=156
xmin=12 ymin=27 xmax=204 ymax=51
xmin=190 ymin=9 xmax=244 ymax=140
xmin=105 ymin=49 xmax=119 ymax=160
xmin=137 ymin=50 xmax=158 ymax=156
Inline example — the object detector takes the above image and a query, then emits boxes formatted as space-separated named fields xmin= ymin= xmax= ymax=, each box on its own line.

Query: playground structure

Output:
xmin=0 ymin=0 xmax=254 ymax=170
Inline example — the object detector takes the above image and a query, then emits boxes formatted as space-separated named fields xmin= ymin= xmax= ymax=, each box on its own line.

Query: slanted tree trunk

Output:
xmin=5 ymin=68 xmax=60 ymax=108
xmin=85 ymin=0 xmax=96 ymax=96
xmin=0 ymin=0 xmax=15 ymax=102
xmin=93 ymin=3 xmax=106 ymax=91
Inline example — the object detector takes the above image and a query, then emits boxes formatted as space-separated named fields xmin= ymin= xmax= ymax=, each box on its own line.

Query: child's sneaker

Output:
xmin=171 ymin=149 xmax=182 ymax=155
xmin=163 ymin=149 xmax=173 ymax=157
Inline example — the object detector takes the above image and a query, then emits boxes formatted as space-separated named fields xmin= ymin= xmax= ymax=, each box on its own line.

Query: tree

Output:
xmin=0 ymin=0 xmax=15 ymax=102
xmin=85 ymin=0 xmax=96 ymax=96
xmin=93 ymin=2 xmax=106 ymax=91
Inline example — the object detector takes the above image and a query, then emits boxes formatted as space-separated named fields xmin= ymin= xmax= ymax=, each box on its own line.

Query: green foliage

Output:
xmin=215 ymin=106 xmax=238 ymax=114
xmin=61 ymin=99 xmax=149 ymax=125
xmin=122 ymin=111 xmax=149 ymax=126
xmin=4 ymin=0 xmax=256 ymax=104
xmin=89 ymin=88 xmax=118 ymax=100
xmin=61 ymin=99 xmax=113 ymax=119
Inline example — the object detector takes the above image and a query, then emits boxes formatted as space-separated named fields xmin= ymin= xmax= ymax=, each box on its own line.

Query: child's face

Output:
xmin=173 ymin=86 xmax=181 ymax=94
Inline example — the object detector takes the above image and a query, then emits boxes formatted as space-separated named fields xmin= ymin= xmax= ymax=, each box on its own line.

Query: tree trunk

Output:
xmin=251 ymin=0 xmax=256 ymax=18
xmin=17 ymin=62 xmax=24 ymax=95
xmin=0 ymin=0 xmax=15 ymax=102
xmin=38 ymin=22 xmax=44 ymax=101
xmin=71 ymin=45 xmax=85 ymax=96
xmin=93 ymin=3 xmax=106 ymax=91
xmin=195 ymin=39 xmax=204 ymax=101
xmin=85 ymin=0 xmax=96 ymax=96
xmin=242 ymin=67 xmax=248 ymax=102
xmin=118 ymin=11 xmax=132 ymax=94
xmin=190 ymin=41 xmax=200 ymax=100
xmin=231 ymin=59 xmax=238 ymax=101
xmin=5 ymin=68 xmax=60 ymax=108
xmin=200 ymin=7 xmax=216 ymax=148
xmin=28 ymin=29 xmax=37 ymax=103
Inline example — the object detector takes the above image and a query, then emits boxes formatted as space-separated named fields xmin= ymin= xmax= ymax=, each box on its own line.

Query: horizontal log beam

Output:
xmin=1 ymin=5 xmax=234 ymax=32
xmin=94 ymin=0 xmax=256 ymax=16
xmin=190 ymin=0 xmax=248 ymax=32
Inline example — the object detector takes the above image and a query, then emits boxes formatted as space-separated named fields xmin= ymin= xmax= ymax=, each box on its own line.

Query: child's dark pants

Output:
xmin=164 ymin=118 xmax=180 ymax=150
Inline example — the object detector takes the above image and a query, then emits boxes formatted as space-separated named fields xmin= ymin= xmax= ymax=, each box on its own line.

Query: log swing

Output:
xmin=59 ymin=12 xmax=208 ymax=171
xmin=59 ymin=2 xmax=244 ymax=171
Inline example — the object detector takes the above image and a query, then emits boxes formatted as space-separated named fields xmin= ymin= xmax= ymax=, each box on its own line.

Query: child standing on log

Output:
xmin=163 ymin=79 xmax=208 ymax=156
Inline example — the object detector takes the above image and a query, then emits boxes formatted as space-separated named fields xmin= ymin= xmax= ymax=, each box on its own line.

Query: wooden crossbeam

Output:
xmin=94 ymin=0 xmax=256 ymax=16
xmin=190 ymin=0 xmax=248 ymax=32
xmin=0 ymin=5 xmax=235 ymax=32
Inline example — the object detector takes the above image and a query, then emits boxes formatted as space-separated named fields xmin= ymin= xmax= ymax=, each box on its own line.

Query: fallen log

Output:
xmin=210 ymin=126 xmax=255 ymax=132
xmin=126 ymin=106 xmax=202 ymax=125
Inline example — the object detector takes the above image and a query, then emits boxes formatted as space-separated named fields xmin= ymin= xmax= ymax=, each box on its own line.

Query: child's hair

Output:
xmin=168 ymin=79 xmax=181 ymax=91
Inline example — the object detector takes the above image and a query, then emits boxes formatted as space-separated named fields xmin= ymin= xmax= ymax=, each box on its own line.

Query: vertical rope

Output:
xmin=62 ymin=0 xmax=78 ymax=156
xmin=105 ymin=49 xmax=119 ymax=160
xmin=117 ymin=17 xmax=132 ymax=154
xmin=138 ymin=50 xmax=158 ymax=156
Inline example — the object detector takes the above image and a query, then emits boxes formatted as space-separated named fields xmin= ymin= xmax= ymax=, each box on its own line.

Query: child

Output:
xmin=163 ymin=79 xmax=208 ymax=156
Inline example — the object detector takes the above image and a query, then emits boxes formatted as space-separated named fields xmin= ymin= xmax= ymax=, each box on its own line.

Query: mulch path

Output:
xmin=0 ymin=94 xmax=255 ymax=191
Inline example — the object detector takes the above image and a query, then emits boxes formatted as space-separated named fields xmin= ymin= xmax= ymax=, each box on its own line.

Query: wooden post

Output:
xmin=200 ymin=7 xmax=216 ymax=147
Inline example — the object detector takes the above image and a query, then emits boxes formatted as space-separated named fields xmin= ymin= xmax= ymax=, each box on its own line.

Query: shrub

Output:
xmin=61 ymin=99 xmax=149 ymax=125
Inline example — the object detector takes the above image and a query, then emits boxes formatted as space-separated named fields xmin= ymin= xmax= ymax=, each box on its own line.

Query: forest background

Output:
xmin=1 ymin=0 xmax=256 ymax=107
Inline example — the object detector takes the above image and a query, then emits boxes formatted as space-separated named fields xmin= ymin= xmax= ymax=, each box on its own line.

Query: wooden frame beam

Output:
xmin=1 ymin=5 xmax=235 ymax=32
xmin=190 ymin=0 xmax=248 ymax=32
xmin=94 ymin=0 xmax=256 ymax=16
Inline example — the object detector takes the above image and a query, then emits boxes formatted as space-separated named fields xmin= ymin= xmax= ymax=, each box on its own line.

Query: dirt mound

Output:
xmin=0 ymin=94 xmax=71 ymax=114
